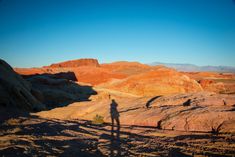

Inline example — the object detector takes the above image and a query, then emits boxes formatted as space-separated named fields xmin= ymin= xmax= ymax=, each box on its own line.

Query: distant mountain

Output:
xmin=149 ymin=62 xmax=235 ymax=72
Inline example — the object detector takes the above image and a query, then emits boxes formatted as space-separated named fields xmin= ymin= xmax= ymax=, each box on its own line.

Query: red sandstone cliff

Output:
xmin=44 ymin=58 xmax=100 ymax=68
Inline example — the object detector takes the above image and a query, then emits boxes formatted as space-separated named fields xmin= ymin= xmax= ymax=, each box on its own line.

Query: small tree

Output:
xmin=92 ymin=114 xmax=104 ymax=125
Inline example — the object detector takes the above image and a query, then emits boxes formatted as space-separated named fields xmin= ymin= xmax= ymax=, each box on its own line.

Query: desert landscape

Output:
xmin=1 ymin=0 xmax=235 ymax=156
xmin=1 ymin=58 xmax=235 ymax=157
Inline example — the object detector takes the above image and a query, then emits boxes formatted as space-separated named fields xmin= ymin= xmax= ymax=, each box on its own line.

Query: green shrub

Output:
xmin=92 ymin=114 xmax=104 ymax=125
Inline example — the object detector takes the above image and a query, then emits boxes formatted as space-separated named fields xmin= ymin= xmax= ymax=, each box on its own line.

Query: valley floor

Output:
xmin=0 ymin=115 xmax=235 ymax=157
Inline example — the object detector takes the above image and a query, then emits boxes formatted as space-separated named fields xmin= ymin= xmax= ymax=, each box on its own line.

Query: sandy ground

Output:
xmin=1 ymin=115 xmax=235 ymax=157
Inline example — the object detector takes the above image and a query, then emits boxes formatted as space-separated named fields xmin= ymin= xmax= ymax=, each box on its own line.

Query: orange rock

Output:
xmin=99 ymin=67 xmax=203 ymax=96
xmin=198 ymin=79 xmax=226 ymax=93
xmin=44 ymin=58 xmax=100 ymax=68
xmin=72 ymin=66 xmax=126 ymax=85
xmin=183 ymin=72 xmax=235 ymax=94
xmin=14 ymin=68 xmax=45 ymax=75
xmin=101 ymin=61 xmax=152 ymax=76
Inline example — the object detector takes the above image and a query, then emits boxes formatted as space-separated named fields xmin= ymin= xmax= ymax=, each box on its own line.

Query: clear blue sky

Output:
xmin=0 ymin=0 xmax=235 ymax=67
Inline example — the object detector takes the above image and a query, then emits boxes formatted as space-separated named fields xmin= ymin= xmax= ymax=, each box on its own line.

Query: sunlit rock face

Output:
xmin=44 ymin=58 xmax=100 ymax=68
xmin=198 ymin=79 xmax=225 ymax=93
xmin=182 ymin=72 xmax=235 ymax=94
xmin=37 ymin=91 xmax=235 ymax=133
xmin=99 ymin=66 xmax=203 ymax=96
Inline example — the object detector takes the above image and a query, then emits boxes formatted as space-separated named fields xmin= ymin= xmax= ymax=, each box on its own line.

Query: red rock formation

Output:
xmin=182 ymin=71 xmax=235 ymax=81
xmin=101 ymin=61 xmax=152 ymax=76
xmin=184 ymin=72 xmax=235 ymax=94
xmin=72 ymin=66 xmax=126 ymax=85
xmin=14 ymin=66 xmax=126 ymax=86
xmin=198 ymin=79 xmax=226 ymax=93
xmin=14 ymin=59 xmax=235 ymax=94
xmin=14 ymin=68 xmax=45 ymax=75
xmin=99 ymin=66 xmax=203 ymax=96
xmin=45 ymin=58 xmax=100 ymax=68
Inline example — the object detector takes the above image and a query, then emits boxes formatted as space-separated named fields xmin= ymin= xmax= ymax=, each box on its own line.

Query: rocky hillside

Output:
xmin=98 ymin=66 xmax=203 ymax=96
xmin=0 ymin=59 xmax=45 ymax=111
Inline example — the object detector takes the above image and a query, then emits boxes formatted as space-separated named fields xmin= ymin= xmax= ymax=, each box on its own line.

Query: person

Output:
xmin=110 ymin=99 xmax=120 ymax=138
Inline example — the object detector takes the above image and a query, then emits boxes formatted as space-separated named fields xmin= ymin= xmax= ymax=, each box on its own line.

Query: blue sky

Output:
xmin=0 ymin=0 xmax=235 ymax=67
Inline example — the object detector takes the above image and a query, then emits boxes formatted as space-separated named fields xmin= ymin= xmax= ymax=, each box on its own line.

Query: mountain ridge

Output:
xmin=150 ymin=62 xmax=235 ymax=72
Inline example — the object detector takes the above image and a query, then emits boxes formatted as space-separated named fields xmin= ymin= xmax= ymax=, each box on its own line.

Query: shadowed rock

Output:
xmin=0 ymin=59 xmax=45 ymax=112
xmin=0 ymin=60 xmax=45 ymax=121
xmin=24 ymin=72 xmax=97 ymax=108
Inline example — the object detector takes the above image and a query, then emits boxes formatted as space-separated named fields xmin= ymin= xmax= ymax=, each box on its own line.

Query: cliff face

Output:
xmin=45 ymin=58 xmax=100 ymax=68
xmin=0 ymin=59 xmax=45 ymax=111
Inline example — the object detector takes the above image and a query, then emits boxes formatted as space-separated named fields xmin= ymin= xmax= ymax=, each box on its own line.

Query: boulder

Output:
xmin=0 ymin=59 xmax=45 ymax=111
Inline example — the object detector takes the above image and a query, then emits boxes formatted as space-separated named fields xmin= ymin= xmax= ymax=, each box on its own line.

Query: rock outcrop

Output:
xmin=99 ymin=66 xmax=203 ymax=96
xmin=101 ymin=61 xmax=152 ymax=76
xmin=0 ymin=59 xmax=97 ymax=112
xmin=183 ymin=72 xmax=235 ymax=94
xmin=24 ymin=73 xmax=97 ymax=108
xmin=15 ymin=66 xmax=126 ymax=86
xmin=37 ymin=91 xmax=235 ymax=133
xmin=198 ymin=79 xmax=226 ymax=93
xmin=71 ymin=66 xmax=126 ymax=85
xmin=0 ymin=59 xmax=45 ymax=111
xmin=45 ymin=58 xmax=100 ymax=68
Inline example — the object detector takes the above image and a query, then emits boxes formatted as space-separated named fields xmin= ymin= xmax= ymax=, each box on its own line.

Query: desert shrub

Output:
xmin=4 ymin=118 xmax=22 ymax=125
xmin=92 ymin=114 xmax=104 ymax=125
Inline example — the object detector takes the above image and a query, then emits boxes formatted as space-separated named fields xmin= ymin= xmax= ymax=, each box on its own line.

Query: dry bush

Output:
xmin=92 ymin=114 xmax=104 ymax=125
xmin=4 ymin=118 xmax=22 ymax=126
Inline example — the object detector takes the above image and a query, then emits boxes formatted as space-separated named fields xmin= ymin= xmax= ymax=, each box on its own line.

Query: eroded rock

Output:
xmin=0 ymin=59 xmax=45 ymax=111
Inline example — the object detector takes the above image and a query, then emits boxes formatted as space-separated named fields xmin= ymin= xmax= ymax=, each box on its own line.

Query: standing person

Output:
xmin=110 ymin=99 xmax=120 ymax=139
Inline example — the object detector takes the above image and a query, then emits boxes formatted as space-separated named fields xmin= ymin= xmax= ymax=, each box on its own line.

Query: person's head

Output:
xmin=111 ymin=99 xmax=117 ymax=107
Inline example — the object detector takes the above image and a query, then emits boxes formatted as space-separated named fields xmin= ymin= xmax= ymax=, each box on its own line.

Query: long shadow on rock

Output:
xmin=22 ymin=72 xmax=97 ymax=109
xmin=145 ymin=95 xmax=162 ymax=108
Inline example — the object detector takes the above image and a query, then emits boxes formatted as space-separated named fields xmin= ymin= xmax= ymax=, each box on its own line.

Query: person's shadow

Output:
xmin=109 ymin=99 xmax=121 ymax=156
